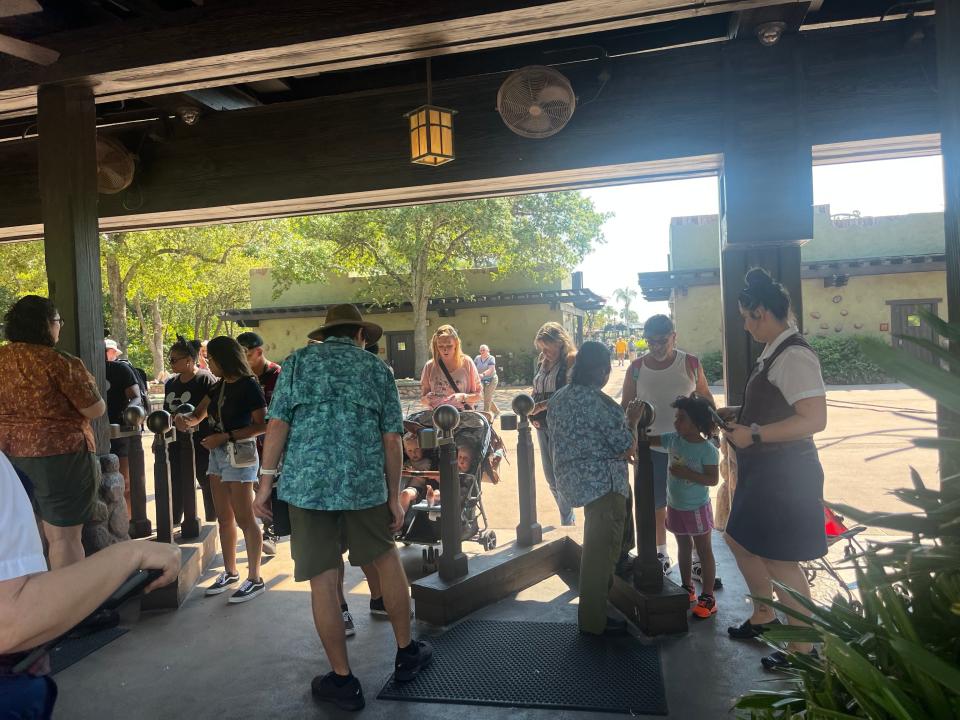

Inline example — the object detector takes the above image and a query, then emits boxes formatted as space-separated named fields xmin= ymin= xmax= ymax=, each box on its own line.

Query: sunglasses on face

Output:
xmin=644 ymin=336 xmax=671 ymax=347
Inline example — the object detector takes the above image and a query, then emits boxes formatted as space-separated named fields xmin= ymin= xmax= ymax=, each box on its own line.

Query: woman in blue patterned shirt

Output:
xmin=549 ymin=342 xmax=646 ymax=636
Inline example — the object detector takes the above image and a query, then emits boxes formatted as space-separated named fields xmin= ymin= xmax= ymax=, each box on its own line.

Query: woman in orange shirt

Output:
xmin=0 ymin=296 xmax=106 ymax=569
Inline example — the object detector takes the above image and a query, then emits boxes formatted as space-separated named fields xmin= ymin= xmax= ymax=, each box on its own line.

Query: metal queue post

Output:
xmin=500 ymin=393 xmax=542 ymax=547
xmin=145 ymin=404 xmax=194 ymax=544
xmin=110 ymin=405 xmax=149 ymax=538
xmin=174 ymin=416 xmax=201 ymax=540
xmin=433 ymin=404 xmax=468 ymax=582
xmin=631 ymin=401 xmax=662 ymax=592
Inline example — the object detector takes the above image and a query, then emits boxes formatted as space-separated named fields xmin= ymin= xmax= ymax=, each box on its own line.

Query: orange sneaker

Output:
xmin=682 ymin=584 xmax=696 ymax=603
xmin=692 ymin=594 xmax=717 ymax=619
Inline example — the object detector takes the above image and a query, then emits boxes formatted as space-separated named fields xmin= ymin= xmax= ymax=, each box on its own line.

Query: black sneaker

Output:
xmin=614 ymin=552 xmax=635 ymax=579
xmin=370 ymin=596 xmax=388 ymax=615
xmin=228 ymin=577 xmax=266 ymax=604
xmin=205 ymin=571 xmax=240 ymax=596
xmin=394 ymin=640 xmax=433 ymax=682
xmin=311 ymin=672 xmax=365 ymax=711
xmin=343 ymin=610 xmax=356 ymax=637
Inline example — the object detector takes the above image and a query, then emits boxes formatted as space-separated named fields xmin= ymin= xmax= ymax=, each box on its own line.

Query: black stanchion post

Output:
xmin=176 ymin=403 xmax=200 ymax=539
xmin=632 ymin=402 xmax=662 ymax=592
xmin=506 ymin=394 xmax=541 ymax=547
xmin=435 ymin=404 xmax=468 ymax=581
xmin=148 ymin=410 xmax=174 ymax=544
xmin=122 ymin=406 xmax=151 ymax=538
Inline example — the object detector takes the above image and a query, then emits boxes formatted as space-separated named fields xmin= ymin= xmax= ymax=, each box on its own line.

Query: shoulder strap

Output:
xmin=437 ymin=360 xmax=461 ymax=394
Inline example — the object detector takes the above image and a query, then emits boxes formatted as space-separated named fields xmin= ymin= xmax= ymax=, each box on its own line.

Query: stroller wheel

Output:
xmin=850 ymin=600 xmax=864 ymax=616
xmin=479 ymin=530 xmax=497 ymax=551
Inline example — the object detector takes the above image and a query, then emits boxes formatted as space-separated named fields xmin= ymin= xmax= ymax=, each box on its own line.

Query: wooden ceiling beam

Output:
xmin=0 ymin=0 xmax=801 ymax=119
xmin=0 ymin=22 xmax=938 ymax=241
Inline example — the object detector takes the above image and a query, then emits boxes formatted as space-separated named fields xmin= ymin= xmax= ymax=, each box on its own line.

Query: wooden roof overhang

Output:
xmin=0 ymin=1 xmax=942 ymax=241
xmin=222 ymin=287 xmax=606 ymax=327
xmin=638 ymin=254 xmax=948 ymax=301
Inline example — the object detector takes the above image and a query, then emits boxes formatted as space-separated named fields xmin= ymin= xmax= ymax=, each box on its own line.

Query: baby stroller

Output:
xmin=398 ymin=408 xmax=502 ymax=573
xmin=801 ymin=505 xmax=868 ymax=613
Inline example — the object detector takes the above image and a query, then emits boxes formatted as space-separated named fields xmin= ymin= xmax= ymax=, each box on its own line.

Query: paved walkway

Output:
xmin=80 ymin=368 xmax=934 ymax=718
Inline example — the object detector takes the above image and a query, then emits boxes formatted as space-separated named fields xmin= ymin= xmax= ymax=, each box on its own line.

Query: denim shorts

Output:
xmin=206 ymin=443 xmax=259 ymax=483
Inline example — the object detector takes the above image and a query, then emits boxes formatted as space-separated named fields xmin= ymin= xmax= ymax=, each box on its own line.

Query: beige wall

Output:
xmin=255 ymin=303 xmax=570 ymax=377
xmin=671 ymin=271 xmax=946 ymax=357
xmin=249 ymin=267 xmax=570 ymax=308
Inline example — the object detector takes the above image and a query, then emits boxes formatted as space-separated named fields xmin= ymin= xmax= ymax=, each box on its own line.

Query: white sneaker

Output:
xmin=262 ymin=537 xmax=277 ymax=556
xmin=657 ymin=552 xmax=672 ymax=575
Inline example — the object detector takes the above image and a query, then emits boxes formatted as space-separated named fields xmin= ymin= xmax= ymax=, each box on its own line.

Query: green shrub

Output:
xmin=808 ymin=335 xmax=892 ymax=385
xmin=701 ymin=350 xmax=723 ymax=384
xmin=499 ymin=349 xmax=537 ymax=385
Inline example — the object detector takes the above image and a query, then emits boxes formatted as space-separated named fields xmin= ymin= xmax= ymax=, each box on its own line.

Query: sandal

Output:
xmin=727 ymin=617 xmax=781 ymax=640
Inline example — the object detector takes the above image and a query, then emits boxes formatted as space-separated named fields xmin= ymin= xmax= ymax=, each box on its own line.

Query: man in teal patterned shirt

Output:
xmin=254 ymin=304 xmax=432 ymax=711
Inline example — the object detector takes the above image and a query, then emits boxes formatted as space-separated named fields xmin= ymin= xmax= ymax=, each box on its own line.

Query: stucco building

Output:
xmin=638 ymin=206 xmax=946 ymax=362
xmin=223 ymin=269 xmax=603 ymax=379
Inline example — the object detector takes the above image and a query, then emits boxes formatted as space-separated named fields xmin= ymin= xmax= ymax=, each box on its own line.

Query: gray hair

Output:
xmin=479 ymin=344 xmax=490 ymax=352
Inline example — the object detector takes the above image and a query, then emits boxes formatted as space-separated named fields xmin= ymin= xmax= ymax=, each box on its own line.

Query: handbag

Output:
xmin=436 ymin=360 xmax=474 ymax=410
xmin=216 ymin=381 xmax=259 ymax=468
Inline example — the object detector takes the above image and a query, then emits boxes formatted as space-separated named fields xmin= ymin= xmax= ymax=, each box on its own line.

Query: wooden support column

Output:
xmin=37 ymin=83 xmax=108 ymax=452
xmin=936 ymin=0 xmax=960 ymax=498
xmin=718 ymin=36 xmax=811 ymax=404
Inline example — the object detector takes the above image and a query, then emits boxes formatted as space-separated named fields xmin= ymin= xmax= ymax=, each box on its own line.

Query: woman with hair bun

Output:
xmin=719 ymin=268 xmax=828 ymax=670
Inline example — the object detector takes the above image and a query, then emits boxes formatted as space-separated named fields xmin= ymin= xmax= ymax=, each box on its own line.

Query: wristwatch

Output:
xmin=750 ymin=423 xmax=762 ymax=445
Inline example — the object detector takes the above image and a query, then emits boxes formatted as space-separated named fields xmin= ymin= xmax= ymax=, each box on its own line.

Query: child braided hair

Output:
xmin=671 ymin=393 xmax=718 ymax=438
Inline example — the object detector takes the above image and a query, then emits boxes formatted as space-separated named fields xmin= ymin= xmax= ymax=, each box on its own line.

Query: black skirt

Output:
xmin=726 ymin=439 xmax=827 ymax=562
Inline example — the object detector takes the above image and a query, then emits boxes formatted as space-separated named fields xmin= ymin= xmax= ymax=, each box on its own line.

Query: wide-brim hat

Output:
xmin=308 ymin=303 xmax=383 ymax=344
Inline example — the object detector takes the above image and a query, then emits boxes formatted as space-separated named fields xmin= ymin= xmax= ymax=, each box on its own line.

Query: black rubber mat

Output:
xmin=378 ymin=620 xmax=667 ymax=715
xmin=50 ymin=627 xmax=128 ymax=675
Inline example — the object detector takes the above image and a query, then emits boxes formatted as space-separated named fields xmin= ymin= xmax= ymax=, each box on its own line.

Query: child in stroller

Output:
xmin=397 ymin=409 xmax=502 ymax=568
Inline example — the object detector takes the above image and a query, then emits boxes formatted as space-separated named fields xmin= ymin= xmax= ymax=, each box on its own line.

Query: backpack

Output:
xmin=120 ymin=359 xmax=152 ymax=413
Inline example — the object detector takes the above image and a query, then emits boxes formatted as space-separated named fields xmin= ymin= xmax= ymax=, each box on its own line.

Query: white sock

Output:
xmin=692 ymin=549 xmax=700 ymax=564
xmin=657 ymin=544 xmax=668 ymax=557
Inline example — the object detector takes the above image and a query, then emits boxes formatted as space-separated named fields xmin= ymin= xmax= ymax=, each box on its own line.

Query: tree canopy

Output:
xmin=271 ymin=192 xmax=609 ymax=371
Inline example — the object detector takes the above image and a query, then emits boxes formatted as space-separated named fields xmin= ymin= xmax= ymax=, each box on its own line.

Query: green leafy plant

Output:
xmin=736 ymin=309 xmax=960 ymax=719
xmin=808 ymin=336 xmax=892 ymax=385
xmin=701 ymin=350 xmax=723 ymax=384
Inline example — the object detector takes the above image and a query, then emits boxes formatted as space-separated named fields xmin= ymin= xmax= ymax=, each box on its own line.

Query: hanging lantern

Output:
xmin=405 ymin=58 xmax=456 ymax=166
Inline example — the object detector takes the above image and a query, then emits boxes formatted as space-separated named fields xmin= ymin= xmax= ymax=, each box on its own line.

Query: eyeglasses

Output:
xmin=168 ymin=355 xmax=187 ymax=365
xmin=644 ymin=336 xmax=672 ymax=347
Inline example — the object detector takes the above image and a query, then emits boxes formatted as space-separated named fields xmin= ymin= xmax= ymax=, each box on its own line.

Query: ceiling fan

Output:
xmin=0 ymin=0 xmax=59 ymax=65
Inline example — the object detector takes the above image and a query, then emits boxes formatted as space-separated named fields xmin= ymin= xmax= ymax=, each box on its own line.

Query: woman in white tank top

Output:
xmin=618 ymin=315 xmax=713 ymax=573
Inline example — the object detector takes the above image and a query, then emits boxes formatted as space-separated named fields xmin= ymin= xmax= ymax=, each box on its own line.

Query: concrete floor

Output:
xmin=55 ymin=529 xmax=773 ymax=719
xmin=56 ymin=366 xmax=933 ymax=717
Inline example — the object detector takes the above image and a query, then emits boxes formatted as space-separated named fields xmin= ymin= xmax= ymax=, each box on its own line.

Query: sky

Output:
xmin=577 ymin=155 xmax=947 ymax=322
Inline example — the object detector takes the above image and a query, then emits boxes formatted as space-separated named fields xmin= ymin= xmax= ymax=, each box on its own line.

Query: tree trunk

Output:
xmin=103 ymin=234 xmax=128 ymax=350
xmin=150 ymin=299 xmax=165 ymax=380
xmin=411 ymin=249 xmax=432 ymax=376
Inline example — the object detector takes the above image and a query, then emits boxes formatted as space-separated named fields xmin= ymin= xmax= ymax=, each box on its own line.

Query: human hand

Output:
xmin=621 ymin=440 xmax=637 ymax=464
xmin=253 ymin=480 xmax=273 ymax=521
xmin=626 ymin=399 xmax=645 ymax=425
xmin=723 ymin=424 xmax=753 ymax=448
xmin=669 ymin=463 xmax=697 ymax=480
xmin=138 ymin=541 xmax=182 ymax=593
xmin=388 ymin=498 xmax=405 ymax=532
xmin=173 ymin=413 xmax=192 ymax=432
xmin=201 ymin=432 xmax=228 ymax=450
xmin=717 ymin=406 xmax=738 ymax=423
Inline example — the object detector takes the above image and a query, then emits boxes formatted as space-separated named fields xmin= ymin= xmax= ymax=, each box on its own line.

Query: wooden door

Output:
xmin=890 ymin=301 xmax=937 ymax=364
xmin=388 ymin=332 xmax=416 ymax=379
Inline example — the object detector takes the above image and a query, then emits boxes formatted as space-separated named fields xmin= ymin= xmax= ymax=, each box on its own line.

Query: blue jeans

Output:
xmin=536 ymin=426 xmax=575 ymax=526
